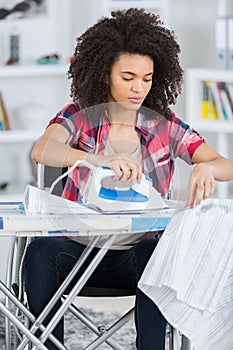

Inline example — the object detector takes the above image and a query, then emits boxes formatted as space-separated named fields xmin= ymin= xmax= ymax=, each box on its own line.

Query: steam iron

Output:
xmin=81 ymin=166 xmax=166 ymax=213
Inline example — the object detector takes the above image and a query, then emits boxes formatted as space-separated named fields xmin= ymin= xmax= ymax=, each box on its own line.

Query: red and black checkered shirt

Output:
xmin=48 ymin=101 xmax=205 ymax=201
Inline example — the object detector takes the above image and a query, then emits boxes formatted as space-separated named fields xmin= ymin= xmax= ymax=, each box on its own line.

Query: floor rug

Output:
xmin=0 ymin=307 xmax=136 ymax=349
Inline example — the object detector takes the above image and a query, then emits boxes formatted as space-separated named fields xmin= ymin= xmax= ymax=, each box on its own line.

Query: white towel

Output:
xmin=138 ymin=198 xmax=233 ymax=350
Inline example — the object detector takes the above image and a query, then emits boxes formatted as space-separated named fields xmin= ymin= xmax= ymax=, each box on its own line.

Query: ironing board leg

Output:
xmin=0 ymin=297 xmax=48 ymax=350
xmin=65 ymin=299 xmax=127 ymax=350
xmin=0 ymin=280 xmax=67 ymax=350
xmin=5 ymin=237 xmax=16 ymax=350
xmin=32 ymin=234 xmax=116 ymax=349
xmin=17 ymin=235 xmax=102 ymax=350
xmin=84 ymin=307 xmax=134 ymax=350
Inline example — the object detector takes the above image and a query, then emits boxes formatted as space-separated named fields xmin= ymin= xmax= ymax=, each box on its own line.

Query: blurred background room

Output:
xmin=0 ymin=0 xmax=233 ymax=281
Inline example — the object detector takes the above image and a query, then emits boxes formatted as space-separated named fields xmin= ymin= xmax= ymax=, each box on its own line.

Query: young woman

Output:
xmin=25 ymin=8 xmax=233 ymax=350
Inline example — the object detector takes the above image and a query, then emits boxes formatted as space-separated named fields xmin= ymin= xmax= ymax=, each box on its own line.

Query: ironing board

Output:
xmin=0 ymin=201 xmax=174 ymax=350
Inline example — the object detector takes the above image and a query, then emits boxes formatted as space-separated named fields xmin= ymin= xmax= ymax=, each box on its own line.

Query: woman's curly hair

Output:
xmin=68 ymin=8 xmax=183 ymax=119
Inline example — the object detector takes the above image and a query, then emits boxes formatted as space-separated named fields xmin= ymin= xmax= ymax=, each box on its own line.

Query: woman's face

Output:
xmin=108 ymin=53 xmax=153 ymax=111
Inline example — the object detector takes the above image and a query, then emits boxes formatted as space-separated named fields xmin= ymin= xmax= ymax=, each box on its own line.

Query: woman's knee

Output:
xmin=136 ymin=237 xmax=158 ymax=255
xmin=133 ymin=238 xmax=158 ymax=277
xmin=25 ymin=237 xmax=61 ymax=269
xmin=25 ymin=238 xmax=85 ymax=280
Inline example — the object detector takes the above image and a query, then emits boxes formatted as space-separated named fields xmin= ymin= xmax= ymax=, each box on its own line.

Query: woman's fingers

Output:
xmin=185 ymin=163 xmax=216 ymax=207
xmin=186 ymin=184 xmax=203 ymax=208
xmin=105 ymin=156 xmax=142 ymax=182
xmin=186 ymin=179 xmax=215 ymax=207
xmin=203 ymin=180 xmax=215 ymax=199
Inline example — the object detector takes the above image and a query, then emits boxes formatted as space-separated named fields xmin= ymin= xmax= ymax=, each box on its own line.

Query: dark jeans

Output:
xmin=24 ymin=236 xmax=167 ymax=350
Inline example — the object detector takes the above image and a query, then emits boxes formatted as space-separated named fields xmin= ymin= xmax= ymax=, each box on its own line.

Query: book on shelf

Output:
xmin=225 ymin=82 xmax=233 ymax=110
xmin=217 ymin=82 xmax=233 ymax=120
xmin=201 ymin=81 xmax=218 ymax=120
xmin=202 ymin=81 xmax=233 ymax=121
xmin=0 ymin=92 xmax=11 ymax=130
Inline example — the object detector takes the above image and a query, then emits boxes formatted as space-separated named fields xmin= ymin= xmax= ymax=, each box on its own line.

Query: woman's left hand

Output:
xmin=185 ymin=163 xmax=215 ymax=207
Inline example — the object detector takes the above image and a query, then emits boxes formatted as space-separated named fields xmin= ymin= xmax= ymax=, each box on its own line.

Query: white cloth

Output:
xmin=138 ymin=198 xmax=233 ymax=350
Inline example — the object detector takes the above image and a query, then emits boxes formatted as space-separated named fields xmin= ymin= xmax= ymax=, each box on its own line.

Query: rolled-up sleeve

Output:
xmin=47 ymin=102 xmax=83 ymax=145
xmin=169 ymin=114 xmax=206 ymax=165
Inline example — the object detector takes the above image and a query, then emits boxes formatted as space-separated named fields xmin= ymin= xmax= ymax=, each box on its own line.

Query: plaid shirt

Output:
xmin=48 ymin=102 xmax=205 ymax=201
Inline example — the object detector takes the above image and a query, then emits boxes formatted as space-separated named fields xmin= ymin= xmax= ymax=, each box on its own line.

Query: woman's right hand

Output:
xmin=85 ymin=153 xmax=142 ymax=183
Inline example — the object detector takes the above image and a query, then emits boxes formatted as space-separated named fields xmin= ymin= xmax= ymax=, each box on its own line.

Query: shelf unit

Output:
xmin=185 ymin=67 xmax=233 ymax=198
xmin=0 ymin=63 xmax=70 ymax=194
xmin=0 ymin=64 xmax=68 ymax=78
xmin=185 ymin=68 xmax=233 ymax=133
xmin=0 ymin=63 xmax=70 ymax=127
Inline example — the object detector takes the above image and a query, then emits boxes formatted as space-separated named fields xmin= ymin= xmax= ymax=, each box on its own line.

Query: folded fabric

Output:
xmin=138 ymin=198 xmax=233 ymax=350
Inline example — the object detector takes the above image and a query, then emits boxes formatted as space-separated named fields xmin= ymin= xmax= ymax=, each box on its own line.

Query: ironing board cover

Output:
xmin=138 ymin=198 xmax=233 ymax=350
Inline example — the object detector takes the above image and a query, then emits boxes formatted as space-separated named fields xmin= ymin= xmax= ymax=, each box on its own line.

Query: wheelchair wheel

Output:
xmin=5 ymin=237 xmax=30 ymax=350
xmin=181 ymin=334 xmax=191 ymax=350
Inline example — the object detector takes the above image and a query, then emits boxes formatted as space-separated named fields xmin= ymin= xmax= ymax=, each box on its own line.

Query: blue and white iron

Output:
xmin=23 ymin=159 xmax=166 ymax=214
xmin=81 ymin=165 xmax=165 ymax=213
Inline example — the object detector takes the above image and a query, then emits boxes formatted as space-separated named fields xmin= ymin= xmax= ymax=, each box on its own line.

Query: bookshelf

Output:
xmin=0 ymin=63 xmax=70 ymax=195
xmin=0 ymin=64 xmax=70 ymax=131
xmin=185 ymin=68 xmax=233 ymax=132
xmin=0 ymin=64 xmax=69 ymax=78
xmin=185 ymin=68 xmax=233 ymax=198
